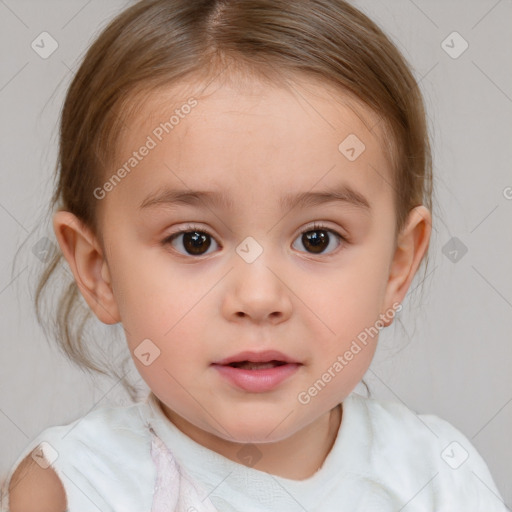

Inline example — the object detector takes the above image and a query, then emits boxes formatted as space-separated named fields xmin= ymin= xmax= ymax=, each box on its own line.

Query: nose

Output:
xmin=221 ymin=250 xmax=293 ymax=325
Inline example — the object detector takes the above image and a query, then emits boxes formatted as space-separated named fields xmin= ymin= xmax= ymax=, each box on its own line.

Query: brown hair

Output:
xmin=29 ymin=0 xmax=433 ymax=400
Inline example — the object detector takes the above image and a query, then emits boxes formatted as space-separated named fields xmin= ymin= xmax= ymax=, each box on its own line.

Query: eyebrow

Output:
xmin=139 ymin=183 xmax=371 ymax=213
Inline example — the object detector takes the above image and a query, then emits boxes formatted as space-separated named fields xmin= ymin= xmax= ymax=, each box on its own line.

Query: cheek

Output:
xmin=310 ymin=256 xmax=390 ymax=330
xmin=307 ymin=276 xmax=383 ymax=395
xmin=107 ymin=246 xmax=179 ymax=341
xmin=301 ymin=248 xmax=392 ymax=375
xmin=111 ymin=262 xmax=212 ymax=372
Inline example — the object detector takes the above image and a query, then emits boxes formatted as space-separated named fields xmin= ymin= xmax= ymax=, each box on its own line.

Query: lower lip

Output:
xmin=212 ymin=363 xmax=301 ymax=392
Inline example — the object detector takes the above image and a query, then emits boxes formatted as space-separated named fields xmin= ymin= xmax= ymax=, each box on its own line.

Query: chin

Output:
xmin=213 ymin=412 xmax=300 ymax=445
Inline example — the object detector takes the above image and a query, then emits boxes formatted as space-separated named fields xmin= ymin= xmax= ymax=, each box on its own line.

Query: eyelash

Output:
xmin=162 ymin=222 xmax=347 ymax=257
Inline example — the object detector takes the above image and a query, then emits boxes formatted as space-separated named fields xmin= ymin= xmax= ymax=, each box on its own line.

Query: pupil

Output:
xmin=184 ymin=231 xmax=210 ymax=255
xmin=303 ymin=230 xmax=328 ymax=253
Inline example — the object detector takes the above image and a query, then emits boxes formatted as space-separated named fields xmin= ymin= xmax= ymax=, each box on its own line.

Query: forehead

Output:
xmin=103 ymin=72 xmax=394 ymax=216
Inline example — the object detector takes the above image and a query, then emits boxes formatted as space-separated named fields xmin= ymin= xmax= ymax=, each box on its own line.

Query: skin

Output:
xmin=53 ymin=72 xmax=431 ymax=480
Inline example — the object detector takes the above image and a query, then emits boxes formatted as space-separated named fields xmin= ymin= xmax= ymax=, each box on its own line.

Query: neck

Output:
xmin=158 ymin=401 xmax=343 ymax=480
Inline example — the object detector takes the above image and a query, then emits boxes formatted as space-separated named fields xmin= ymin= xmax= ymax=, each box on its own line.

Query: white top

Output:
xmin=1 ymin=391 xmax=507 ymax=511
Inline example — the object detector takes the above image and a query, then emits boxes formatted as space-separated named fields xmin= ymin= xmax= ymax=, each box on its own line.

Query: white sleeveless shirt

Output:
xmin=1 ymin=391 xmax=507 ymax=511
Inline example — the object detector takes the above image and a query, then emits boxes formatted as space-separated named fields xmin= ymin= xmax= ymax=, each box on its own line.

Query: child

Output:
xmin=2 ymin=0 xmax=508 ymax=510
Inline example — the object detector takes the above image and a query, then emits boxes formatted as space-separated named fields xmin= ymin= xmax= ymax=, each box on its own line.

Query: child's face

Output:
xmin=62 ymin=74 xmax=429 ymax=447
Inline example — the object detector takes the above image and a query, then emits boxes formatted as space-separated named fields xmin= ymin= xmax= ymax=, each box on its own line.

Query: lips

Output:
xmin=212 ymin=349 xmax=300 ymax=367
xmin=211 ymin=349 xmax=302 ymax=392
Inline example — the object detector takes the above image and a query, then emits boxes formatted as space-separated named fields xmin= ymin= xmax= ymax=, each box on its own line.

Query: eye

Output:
xmin=163 ymin=222 xmax=346 ymax=258
xmin=292 ymin=222 xmax=345 ymax=256
xmin=162 ymin=224 xmax=219 ymax=256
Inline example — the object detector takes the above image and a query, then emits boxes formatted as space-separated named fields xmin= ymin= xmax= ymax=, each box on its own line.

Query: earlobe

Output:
xmin=52 ymin=210 xmax=120 ymax=325
xmin=382 ymin=206 xmax=432 ymax=324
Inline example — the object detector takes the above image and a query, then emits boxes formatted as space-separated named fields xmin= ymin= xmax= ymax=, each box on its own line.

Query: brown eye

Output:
xmin=293 ymin=224 xmax=344 ymax=255
xmin=302 ymin=230 xmax=329 ymax=254
xmin=164 ymin=227 xmax=218 ymax=256
xmin=181 ymin=231 xmax=212 ymax=255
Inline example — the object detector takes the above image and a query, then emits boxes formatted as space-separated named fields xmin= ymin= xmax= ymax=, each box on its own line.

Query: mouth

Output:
xmin=224 ymin=360 xmax=289 ymax=370
xmin=211 ymin=350 xmax=302 ymax=392
xmin=211 ymin=349 xmax=301 ymax=368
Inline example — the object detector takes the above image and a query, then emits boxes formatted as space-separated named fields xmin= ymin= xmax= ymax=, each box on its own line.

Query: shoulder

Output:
xmin=347 ymin=393 xmax=453 ymax=469
xmin=22 ymin=400 xmax=152 ymax=465
xmin=7 ymin=453 xmax=66 ymax=512
xmin=351 ymin=392 xmax=481 ymax=463
xmin=345 ymin=393 xmax=506 ymax=508
xmin=350 ymin=392 xmax=467 ymax=445
xmin=3 ymin=399 xmax=155 ymax=512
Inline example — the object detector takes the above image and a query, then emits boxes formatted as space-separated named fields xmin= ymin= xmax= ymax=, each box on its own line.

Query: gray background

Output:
xmin=1 ymin=0 xmax=511 ymax=507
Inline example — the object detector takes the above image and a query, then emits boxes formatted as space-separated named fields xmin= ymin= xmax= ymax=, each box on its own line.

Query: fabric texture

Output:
xmin=149 ymin=428 xmax=218 ymax=512
xmin=1 ymin=391 xmax=508 ymax=512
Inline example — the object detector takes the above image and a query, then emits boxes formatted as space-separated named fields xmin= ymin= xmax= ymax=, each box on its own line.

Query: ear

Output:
xmin=381 ymin=205 xmax=432 ymax=325
xmin=52 ymin=210 xmax=120 ymax=325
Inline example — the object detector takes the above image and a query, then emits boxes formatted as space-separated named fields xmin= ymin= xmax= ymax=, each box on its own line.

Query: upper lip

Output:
xmin=212 ymin=350 xmax=301 ymax=365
